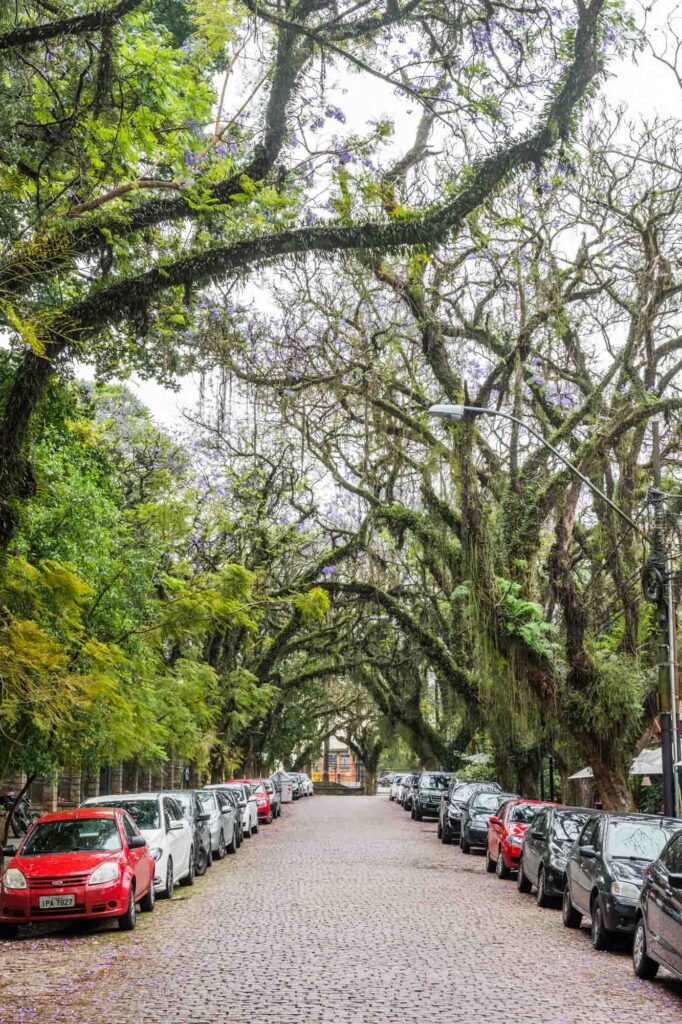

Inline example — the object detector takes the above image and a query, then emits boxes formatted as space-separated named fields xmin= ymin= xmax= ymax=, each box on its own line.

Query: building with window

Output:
xmin=314 ymin=735 xmax=363 ymax=786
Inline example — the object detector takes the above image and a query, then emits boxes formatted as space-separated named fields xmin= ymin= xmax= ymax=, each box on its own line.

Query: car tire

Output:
xmin=181 ymin=850 xmax=195 ymax=887
xmin=415 ymin=807 xmax=423 ymax=822
xmin=461 ymin=835 xmax=471 ymax=855
xmin=536 ymin=867 xmax=551 ymax=907
xmin=590 ymin=898 xmax=612 ymax=951
xmin=215 ymin=830 xmax=226 ymax=860
xmin=118 ymin=887 xmax=137 ymax=931
xmin=437 ymin=820 xmax=442 ymax=839
xmin=441 ymin=823 xmax=452 ymax=845
xmin=562 ymin=884 xmax=581 ymax=928
xmin=195 ymin=843 xmax=208 ymax=877
xmin=253 ymin=819 xmax=259 ymax=834
xmin=633 ymin=918 xmax=659 ymax=980
xmin=244 ymin=821 xmax=251 ymax=838
xmin=517 ymin=858 xmax=532 ymax=893
xmin=496 ymin=849 xmax=511 ymax=879
xmin=485 ymin=847 xmax=496 ymax=873
xmin=162 ymin=858 xmax=174 ymax=899
xmin=207 ymin=842 xmax=213 ymax=868
xmin=0 ymin=924 xmax=18 ymax=941
xmin=139 ymin=881 xmax=155 ymax=913
xmin=265 ymin=811 xmax=273 ymax=824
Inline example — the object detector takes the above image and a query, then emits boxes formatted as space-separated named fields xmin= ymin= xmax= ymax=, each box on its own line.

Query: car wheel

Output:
xmin=162 ymin=857 xmax=174 ymax=899
xmin=226 ymin=827 xmax=237 ymax=854
xmin=215 ymin=830 xmax=226 ymax=859
xmin=536 ymin=867 xmax=551 ymax=907
xmin=590 ymin=898 xmax=612 ymax=951
xmin=461 ymin=835 xmax=471 ymax=855
xmin=265 ymin=812 xmax=272 ymax=824
xmin=437 ymin=820 xmax=442 ymax=839
xmin=0 ymin=924 xmax=18 ymax=941
xmin=496 ymin=849 xmax=511 ymax=879
xmin=139 ymin=880 xmax=155 ymax=913
xmin=562 ymin=884 xmax=581 ymax=928
xmin=633 ymin=918 xmax=659 ymax=980
xmin=517 ymin=858 xmax=532 ymax=893
xmin=181 ymin=850 xmax=195 ymax=887
xmin=485 ymin=847 xmax=496 ymax=873
xmin=414 ymin=807 xmax=423 ymax=822
xmin=206 ymin=841 xmax=213 ymax=868
xmin=195 ymin=843 xmax=208 ymax=877
xmin=118 ymin=887 xmax=137 ymax=931
xmin=253 ymin=819 xmax=259 ymax=834
xmin=244 ymin=821 xmax=252 ymax=838
xmin=441 ymin=823 xmax=452 ymax=845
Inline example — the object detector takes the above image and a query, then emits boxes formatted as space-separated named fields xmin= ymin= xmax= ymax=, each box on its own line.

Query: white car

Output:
xmin=82 ymin=792 xmax=194 ymax=897
xmin=389 ymin=775 xmax=405 ymax=802
xmin=299 ymin=773 xmax=314 ymax=796
xmin=204 ymin=783 xmax=259 ymax=837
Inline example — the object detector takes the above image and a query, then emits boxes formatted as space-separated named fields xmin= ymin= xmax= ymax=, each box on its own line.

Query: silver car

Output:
xmin=198 ymin=789 xmax=238 ymax=858
xmin=205 ymin=783 xmax=259 ymax=837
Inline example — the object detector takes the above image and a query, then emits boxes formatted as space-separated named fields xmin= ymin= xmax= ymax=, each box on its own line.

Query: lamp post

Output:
xmin=428 ymin=402 xmax=679 ymax=817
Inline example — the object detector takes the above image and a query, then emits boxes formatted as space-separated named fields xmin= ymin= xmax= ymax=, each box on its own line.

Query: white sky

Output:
xmin=129 ymin=2 xmax=682 ymax=432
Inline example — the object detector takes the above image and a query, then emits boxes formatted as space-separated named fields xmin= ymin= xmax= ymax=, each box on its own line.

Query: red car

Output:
xmin=0 ymin=807 xmax=155 ymax=939
xmin=486 ymin=798 xmax=559 ymax=879
xmin=232 ymin=779 xmax=273 ymax=824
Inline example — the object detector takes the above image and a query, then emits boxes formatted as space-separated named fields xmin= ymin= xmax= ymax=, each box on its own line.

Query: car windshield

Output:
xmin=509 ymin=803 xmax=541 ymax=824
xmin=420 ymin=774 xmax=448 ymax=790
xmin=172 ymin=794 xmax=192 ymax=815
xmin=109 ymin=800 xmax=160 ymax=830
xmin=198 ymin=792 xmax=215 ymax=811
xmin=225 ymin=784 xmax=246 ymax=799
xmin=553 ymin=812 xmax=591 ymax=843
xmin=451 ymin=784 xmax=480 ymax=802
xmin=22 ymin=818 xmax=122 ymax=855
xmin=471 ymin=793 xmax=501 ymax=813
xmin=607 ymin=821 xmax=678 ymax=860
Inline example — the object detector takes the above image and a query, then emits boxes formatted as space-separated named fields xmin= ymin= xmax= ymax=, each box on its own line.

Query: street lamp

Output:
xmin=428 ymin=402 xmax=679 ymax=817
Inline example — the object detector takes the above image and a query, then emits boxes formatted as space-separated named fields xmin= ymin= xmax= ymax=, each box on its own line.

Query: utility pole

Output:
xmin=643 ymin=421 xmax=677 ymax=817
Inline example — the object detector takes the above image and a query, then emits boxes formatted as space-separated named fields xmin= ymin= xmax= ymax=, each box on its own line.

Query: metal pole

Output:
xmin=652 ymin=422 xmax=675 ymax=818
xmin=666 ymin=548 xmax=681 ymax=816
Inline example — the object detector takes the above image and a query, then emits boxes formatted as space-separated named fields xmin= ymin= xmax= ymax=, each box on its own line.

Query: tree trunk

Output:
xmin=364 ymin=769 xmax=377 ymax=795
xmin=589 ymin=756 xmax=632 ymax=811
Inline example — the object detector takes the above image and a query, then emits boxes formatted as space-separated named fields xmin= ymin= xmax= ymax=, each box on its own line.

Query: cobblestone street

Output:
xmin=1 ymin=795 xmax=681 ymax=1024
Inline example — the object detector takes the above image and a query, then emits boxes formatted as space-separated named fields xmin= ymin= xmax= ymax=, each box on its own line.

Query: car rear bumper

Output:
xmin=466 ymin=825 xmax=489 ymax=847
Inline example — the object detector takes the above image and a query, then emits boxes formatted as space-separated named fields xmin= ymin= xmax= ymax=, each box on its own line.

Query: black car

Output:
xmin=563 ymin=811 xmax=680 ymax=950
xmin=438 ymin=781 xmax=501 ymax=844
xmin=517 ymin=806 xmax=597 ymax=905
xmin=460 ymin=790 xmax=516 ymax=854
xmin=167 ymin=790 xmax=213 ymax=876
xmin=633 ymin=827 xmax=682 ymax=981
xmin=403 ymin=774 xmax=420 ymax=812
xmin=412 ymin=772 xmax=451 ymax=820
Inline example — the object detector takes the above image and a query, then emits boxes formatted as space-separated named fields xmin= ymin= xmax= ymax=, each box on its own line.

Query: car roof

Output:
xmin=552 ymin=806 xmax=598 ymax=816
xmin=36 ymin=807 xmax=121 ymax=822
xmin=604 ymin=812 xmax=681 ymax=827
xmin=83 ymin=792 xmax=162 ymax=802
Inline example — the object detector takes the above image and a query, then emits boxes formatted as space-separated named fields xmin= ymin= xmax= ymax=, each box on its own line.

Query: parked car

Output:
xmin=238 ymin=780 xmax=273 ymax=824
xmin=439 ymin=781 xmax=501 ymax=845
xmin=271 ymin=771 xmax=294 ymax=803
xmin=412 ymin=772 xmax=451 ymax=820
xmin=633 ymin=827 xmax=682 ymax=981
xmin=459 ymin=790 xmax=517 ymax=853
xmin=299 ymin=773 xmax=314 ymax=796
xmin=262 ymin=778 xmax=282 ymax=818
xmin=205 ymin=783 xmax=259 ymax=837
xmin=562 ymin=811 xmax=680 ymax=950
xmin=487 ymin=798 xmax=556 ymax=878
xmin=389 ymin=775 xmax=404 ymax=801
xmin=197 ymin=789 xmax=239 ymax=858
xmin=0 ymin=807 xmax=155 ymax=939
xmin=402 ymin=774 xmax=420 ymax=813
xmin=286 ymin=773 xmax=302 ymax=800
xmin=165 ymin=790 xmax=212 ymax=876
xmin=517 ymin=806 xmax=598 ymax=905
xmin=82 ymin=792 xmax=194 ymax=897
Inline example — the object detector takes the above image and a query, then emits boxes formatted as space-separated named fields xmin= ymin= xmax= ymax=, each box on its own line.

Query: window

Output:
xmin=579 ymin=817 xmax=598 ymax=847
xmin=122 ymin=814 xmax=138 ymax=843
xmin=339 ymin=754 xmax=350 ymax=770
xmin=593 ymin=819 xmax=605 ymax=851
xmin=326 ymin=753 xmax=337 ymax=770
xmin=663 ymin=834 xmax=682 ymax=873
xmin=533 ymin=813 xmax=547 ymax=837
xmin=163 ymin=799 xmax=174 ymax=831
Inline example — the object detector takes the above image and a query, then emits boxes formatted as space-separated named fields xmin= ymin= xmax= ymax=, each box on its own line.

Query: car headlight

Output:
xmin=89 ymin=862 xmax=120 ymax=886
xmin=611 ymin=881 xmax=640 ymax=900
xmin=150 ymin=847 xmax=163 ymax=862
xmin=2 ymin=868 xmax=27 ymax=890
xmin=506 ymin=835 xmax=523 ymax=847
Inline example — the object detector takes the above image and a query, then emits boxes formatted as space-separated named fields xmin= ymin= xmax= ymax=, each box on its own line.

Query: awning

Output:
xmin=567 ymin=766 xmax=594 ymax=780
xmin=568 ymin=748 xmax=669 ymax=781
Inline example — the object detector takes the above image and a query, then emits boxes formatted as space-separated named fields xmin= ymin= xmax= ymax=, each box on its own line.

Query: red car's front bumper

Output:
xmin=256 ymin=805 xmax=271 ymax=820
xmin=1 ymin=879 xmax=129 ymax=924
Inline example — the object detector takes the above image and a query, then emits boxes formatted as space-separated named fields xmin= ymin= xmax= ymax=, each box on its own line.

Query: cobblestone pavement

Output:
xmin=1 ymin=795 xmax=681 ymax=1024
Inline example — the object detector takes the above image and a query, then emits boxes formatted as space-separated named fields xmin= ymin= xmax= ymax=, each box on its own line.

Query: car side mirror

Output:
xmin=169 ymin=819 xmax=184 ymax=831
xmin=128 ymin=836 xmax=147 ymax=849
xmin=531 ymin=829 xmax=544 ymax=840
xmin=198 ymin=813 xmax=211 ymax=822
xmin=489 ymin=816 xmax=500 ymax=825
xmin=668 ymin=871 xmax=682 ymax=889
xmin=579 ymin=844 xmax=596 ymax=859
xmin=238 ymin=800 xmax=247 ymax=809
xmin=2 ymin=846 xmax=16 ymax=857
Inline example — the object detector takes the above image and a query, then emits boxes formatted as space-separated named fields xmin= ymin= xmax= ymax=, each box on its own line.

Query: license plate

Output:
xmin=39 ymin=894 xmax=75 ymax=910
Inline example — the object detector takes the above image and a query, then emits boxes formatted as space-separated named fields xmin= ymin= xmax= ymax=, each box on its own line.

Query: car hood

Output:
xmin=609 ymin=858 xmax=647 ymax=883
xmin=11 ymin=851 xmax=118 ymax=876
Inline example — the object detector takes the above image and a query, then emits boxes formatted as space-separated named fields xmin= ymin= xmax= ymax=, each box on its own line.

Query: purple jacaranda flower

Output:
xmin=322 ymin=565 xmax=336 ymax=576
